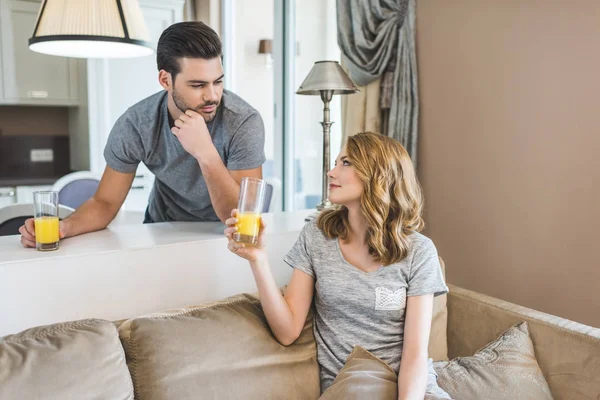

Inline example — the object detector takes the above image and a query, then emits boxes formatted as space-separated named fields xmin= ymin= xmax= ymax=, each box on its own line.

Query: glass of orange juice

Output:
xmin=33 ymin=191 xmax=60 ymax=251
xmin=233 ymin=177 xmax=268 ymax=246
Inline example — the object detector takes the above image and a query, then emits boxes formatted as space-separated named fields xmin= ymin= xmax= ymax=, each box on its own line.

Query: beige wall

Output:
xmin=416 ymin=0 xmax=600 ymax=328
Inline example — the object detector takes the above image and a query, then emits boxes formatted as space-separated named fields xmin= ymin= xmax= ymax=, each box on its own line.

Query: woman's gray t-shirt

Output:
xmin=283 ymin=219 xmax=449 ymax=392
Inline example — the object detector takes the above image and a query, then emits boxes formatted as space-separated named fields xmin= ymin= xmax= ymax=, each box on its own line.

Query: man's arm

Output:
xmin=199 ymin=155 xmax=262 ymax=222
xmin=397 ymin=293 xmax=435 ymax=400
xmin=61 ymin=166 xmax=135 ymax=237
xmin=172 ymin=110 xmax=264 ymax=223
xmin=19 ymin=166 xmax=134 ymax=247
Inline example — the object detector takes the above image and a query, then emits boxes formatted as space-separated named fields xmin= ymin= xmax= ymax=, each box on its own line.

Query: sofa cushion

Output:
xmin=0 ymin=319 xmax=134 ymax=400
xmin=434 ymin=321 xmax=553 ymax=400
xmin=429 ymin=257 xmax=448 ymax=361
xmin=318 ymin=346 xmax=451 ymax=400
xmin=118 ymin=292 xmax=320 ymax=400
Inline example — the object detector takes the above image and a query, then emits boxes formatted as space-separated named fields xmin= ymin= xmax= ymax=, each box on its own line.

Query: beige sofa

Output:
xmin=1 ymin=264 xmax=599 ymax=400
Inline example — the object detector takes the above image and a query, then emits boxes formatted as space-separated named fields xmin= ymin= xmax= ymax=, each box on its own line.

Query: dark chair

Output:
xmin=0 ymin=216 xmax=30 ymax=237
xmin=263 ymin=178 xmax=282 ymax=212
xmin=262 ymin=183 xmax=273 ymax=213
xmin=0 ymin=203 xmax=74 ymax=236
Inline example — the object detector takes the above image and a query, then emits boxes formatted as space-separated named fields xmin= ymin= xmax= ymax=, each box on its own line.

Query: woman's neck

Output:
xmin=345 ymin=205 xmax=368 ymax=244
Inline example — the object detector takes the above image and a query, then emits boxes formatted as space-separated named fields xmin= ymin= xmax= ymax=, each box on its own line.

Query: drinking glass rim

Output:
xmin=241 ymin=177 xmax=266 ymax=184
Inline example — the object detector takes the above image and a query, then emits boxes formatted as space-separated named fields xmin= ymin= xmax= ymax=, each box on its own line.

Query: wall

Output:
xmin=68 ymin=60 xmax=89 ymax=171
xmin=233 ymin=0 xmax=275 ymax=160
xmin=0 ymin=106 xmax=69 ymax=136
xmin=0 ymin=106 xmax=72 ymax=177
xmin=416 ymin=0 xmax=600 ymax=327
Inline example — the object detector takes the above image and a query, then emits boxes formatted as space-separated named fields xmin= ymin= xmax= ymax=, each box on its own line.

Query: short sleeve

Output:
xmin=226 ymin=112 xmax=266 ymax=171
xmin=407 ymin=239 xmax=449 ymax=297
xmin=283 ymin=221 xmax=316 ymax=279
xmin=103 ymin=114 xmax=144 ymax=173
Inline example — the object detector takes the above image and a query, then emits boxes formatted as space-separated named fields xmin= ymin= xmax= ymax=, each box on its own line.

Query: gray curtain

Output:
xmin=337 ymin=0 xmax=419 ymax=165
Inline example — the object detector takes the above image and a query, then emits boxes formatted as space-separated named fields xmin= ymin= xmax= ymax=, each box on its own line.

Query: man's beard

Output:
xmin=172 ymin=88 xmax=219 ymax=123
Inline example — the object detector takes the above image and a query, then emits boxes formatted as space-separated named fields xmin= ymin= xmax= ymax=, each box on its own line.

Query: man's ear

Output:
xmin=158 ymin=70 xmax=172 ymax=91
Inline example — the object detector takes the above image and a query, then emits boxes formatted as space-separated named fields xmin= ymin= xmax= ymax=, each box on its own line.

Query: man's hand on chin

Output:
xmin=171 ymin=110 xmax=217 ymax=162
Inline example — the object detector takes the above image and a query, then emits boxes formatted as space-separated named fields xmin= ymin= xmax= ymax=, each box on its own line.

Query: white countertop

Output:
xmin=0 ymin=210 xmax=312 ymax=265
xmin=0 ymin=210 xmax=313 ymax=336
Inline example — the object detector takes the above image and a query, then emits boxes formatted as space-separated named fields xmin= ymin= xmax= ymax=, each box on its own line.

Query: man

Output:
xmin=19 ymin=21 xmax=265 ymax=248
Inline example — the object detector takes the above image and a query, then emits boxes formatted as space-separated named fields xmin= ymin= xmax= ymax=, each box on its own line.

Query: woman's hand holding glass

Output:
xmin=224 ymin=208 xmax=268 ymax=264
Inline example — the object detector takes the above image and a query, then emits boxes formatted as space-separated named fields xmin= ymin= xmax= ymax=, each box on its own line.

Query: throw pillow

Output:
xmin=434 ymin=321 xmax=553 ymax=400
xmin=319 ymin=346 xmax=451 ymax=399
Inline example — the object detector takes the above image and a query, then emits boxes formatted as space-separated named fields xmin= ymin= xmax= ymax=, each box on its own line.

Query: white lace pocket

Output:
xmin=375 ymin=287 xmax=406 ymax=311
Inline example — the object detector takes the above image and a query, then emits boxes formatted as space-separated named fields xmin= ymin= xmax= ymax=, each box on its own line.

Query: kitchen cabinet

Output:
xmin=0 ymin=187 xmax=16 ymax=208
xmin=15 ymin=184 xmax=52 ymax=203
xmin=124 ymin=173 xmax=154 ymax=212
xmin=0 ymin=184 xmax=51 ymax=207
xmin=0 ymin=0 xmax=80 ymax=105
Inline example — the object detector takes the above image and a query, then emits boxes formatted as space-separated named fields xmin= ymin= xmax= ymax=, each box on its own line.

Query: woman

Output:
xmin=225 ymin=132 xmax=448 ymax=398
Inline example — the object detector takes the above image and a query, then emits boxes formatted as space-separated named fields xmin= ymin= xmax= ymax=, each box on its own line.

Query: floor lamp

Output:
xmin=296 ymin=60 xmax=359 ymax=219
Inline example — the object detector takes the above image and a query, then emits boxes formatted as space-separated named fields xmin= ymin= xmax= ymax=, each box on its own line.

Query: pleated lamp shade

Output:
xmin=29 ymin=0 xmax=153 ymax=59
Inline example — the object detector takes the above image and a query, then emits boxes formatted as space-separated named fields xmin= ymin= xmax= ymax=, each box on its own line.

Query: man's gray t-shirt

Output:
xmin=283 ymin=220 xmax=449 ymax=392
xmin=104 ymin=90 xmax=265 ymax=222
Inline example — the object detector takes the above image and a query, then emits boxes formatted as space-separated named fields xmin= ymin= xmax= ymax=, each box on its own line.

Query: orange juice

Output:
xmin=34 ymin=216 xmax=60 ymax=244
xmin=234 ymin=212 xmax=260 ymax=245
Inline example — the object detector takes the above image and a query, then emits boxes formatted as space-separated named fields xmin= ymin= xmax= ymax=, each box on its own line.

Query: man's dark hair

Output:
xmin=157 ymin=21 xmax=222 ymax=80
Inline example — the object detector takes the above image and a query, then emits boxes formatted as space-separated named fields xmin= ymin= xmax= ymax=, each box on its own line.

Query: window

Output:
xmin=223 ymin=0 xmax=341 ymax=211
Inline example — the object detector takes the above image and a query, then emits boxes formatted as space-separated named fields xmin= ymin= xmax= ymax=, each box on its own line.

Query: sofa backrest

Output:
xmin=428 ymin=257 xmax=449 ymax=361
xmin=117 ymin=292 xmax=320 ymax=400
xmin=447 ymin=284 xmax=600 ymax=400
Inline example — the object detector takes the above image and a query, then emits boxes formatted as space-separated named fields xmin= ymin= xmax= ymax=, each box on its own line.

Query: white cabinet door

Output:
xmin=86 ymin=1 xmax=183 ymax=211
xmin=0 ymin=0 xmax=79 ymax=105
xmin=123 ymin=171 xmax=154 ymax=212
xmin=15 ymin=185 xmax=52 ymax=204
xmin=0 ymin=187 xmax=16 ymax=208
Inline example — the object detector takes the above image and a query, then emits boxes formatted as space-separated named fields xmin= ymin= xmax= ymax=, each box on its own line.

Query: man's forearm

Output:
xmin=397 ymin=353 xmax=428 ymax=400
xmin=62 ymin=197 xmax=120 ymax=238
xmin=197 ymin=152 xmax=239 ymax=222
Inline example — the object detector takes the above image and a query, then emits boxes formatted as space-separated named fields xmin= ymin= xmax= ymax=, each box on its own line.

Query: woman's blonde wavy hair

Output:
xmin=317 ymin=131 xmax=424 ymax=266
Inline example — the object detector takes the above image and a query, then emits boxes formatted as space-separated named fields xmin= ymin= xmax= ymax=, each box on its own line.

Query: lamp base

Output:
xmin=316 ymin=199 xmax=334 ymax=211
xmin=304 ymin=200 xmax=337 ymax=222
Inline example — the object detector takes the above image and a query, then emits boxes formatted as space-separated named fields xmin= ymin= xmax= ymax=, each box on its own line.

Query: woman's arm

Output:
xmin=225 ymin=210 xmax=314 ymax=346
xmin=250 ymin=260 xmax=314 ymax=345
xmin=398 ymin=293 xmax=435 ymax=400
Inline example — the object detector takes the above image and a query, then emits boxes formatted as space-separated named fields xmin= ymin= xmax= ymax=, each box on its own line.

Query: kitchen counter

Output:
xmin=0 ymin=210 xmax=313 ymax=336
xmin=0 ymin=176 xmax=63 ymax=186
xmin=0 ymin=211 xmax=309 ymax=264
xmin=0 ymin=216 xmax=225 ymax=264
